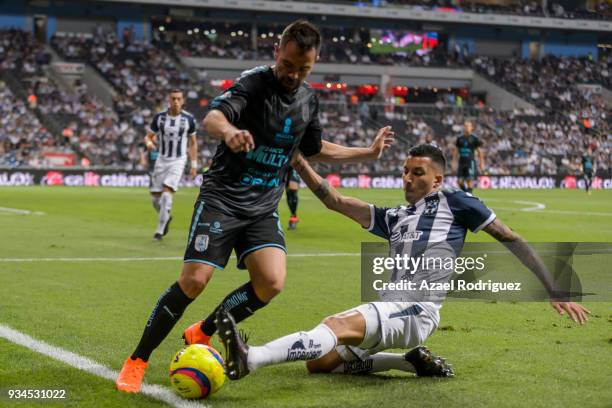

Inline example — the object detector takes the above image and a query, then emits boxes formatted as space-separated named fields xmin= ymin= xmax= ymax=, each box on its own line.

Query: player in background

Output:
xmin=425 ymin=132 xmax=439 ymax=148
xmin=453 ymin=120 xmax=484 ymax=193
xmin=144 ymin=90 xmax=198 ymax=241
xmin=286 ymin=167 xmax=300 ymax=230
xmin=217 ymin=144 xmax=589 ymax=381
xmin=116 ymin=20 xmax=395 ymax=393
xmin=581 ymin=147 xmax=595 ymax=195
xmin=140 ymin=143 xmax=159 ymax=175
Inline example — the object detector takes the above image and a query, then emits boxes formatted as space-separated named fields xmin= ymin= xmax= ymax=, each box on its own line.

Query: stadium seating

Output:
xmin=272 ymin=0 xmax=612 ymax=20
xmin=1 ymin=26 xmax=609 ymax=177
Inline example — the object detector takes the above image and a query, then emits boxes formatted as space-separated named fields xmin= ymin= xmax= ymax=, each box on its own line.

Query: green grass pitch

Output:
xmin=0 ymin=187 xmax=610 ymax=407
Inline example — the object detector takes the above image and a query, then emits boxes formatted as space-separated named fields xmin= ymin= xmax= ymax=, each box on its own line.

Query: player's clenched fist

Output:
xmin=224 ymin=129 xmax=255 ymax=153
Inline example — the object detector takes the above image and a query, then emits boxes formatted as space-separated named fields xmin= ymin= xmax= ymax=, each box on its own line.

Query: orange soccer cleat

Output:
xmin=288 ymin=215 xmax=299 ymax=230
xmin=116 ymin=357 xmax=148 ymax=393
xmin=182 ymin=320 xmax=212 ymax=346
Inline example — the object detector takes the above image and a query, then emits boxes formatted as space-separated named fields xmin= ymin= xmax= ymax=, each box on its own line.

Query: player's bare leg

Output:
xmin=153 ymin=185 xmax=174 ymax=241
xmin=185 ymin=247 xmax=286 ymax=346
xmin=218 ymin=308 xmax=453 ymax=379
xmin=150 ymin=192 xmax=161 ymax=213
xmin=116 ymin=263 xmax=214 ymax=392
xmin=245 ymin=247 xmax=286 ymax=302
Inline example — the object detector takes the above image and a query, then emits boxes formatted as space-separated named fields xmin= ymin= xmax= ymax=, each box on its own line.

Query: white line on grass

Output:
xmin=0 ymin=206 xmax=45 ymax=215
xmin=0 ymin=323 xmax=206 ymax=408
xmin=514 ymin=200 xmax=546 ymax=211
xmin=0 ymin=253 xmax=361 ymax=262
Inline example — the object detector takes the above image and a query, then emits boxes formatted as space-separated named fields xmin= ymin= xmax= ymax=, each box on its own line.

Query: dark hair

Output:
xmin=280 ymin=20 xmax=321 ymax=54
xmin=169 ymin=89 xmax=183 ymax=95
xmin=408 ymin=144 xmax=447 ymax=170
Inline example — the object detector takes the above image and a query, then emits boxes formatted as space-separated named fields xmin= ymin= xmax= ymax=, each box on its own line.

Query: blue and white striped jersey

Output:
xmin=149 ymin=110 xmax=197 ymax=160
xmin=367 ymin=188 xmax=496 ymax=306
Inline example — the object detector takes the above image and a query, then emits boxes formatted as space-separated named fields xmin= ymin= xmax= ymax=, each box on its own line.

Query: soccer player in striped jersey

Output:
xmin=144 ymin=89 xmax=198 ymax=241
xmin=217 ymin=144 xmax=589 ymax=381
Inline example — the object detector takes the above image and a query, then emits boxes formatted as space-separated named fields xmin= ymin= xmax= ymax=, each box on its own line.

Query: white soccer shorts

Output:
xmin=150 ymin=158 xmax=186 ymax=193
xmin=336 ymin=302 xmax=439 ymax=362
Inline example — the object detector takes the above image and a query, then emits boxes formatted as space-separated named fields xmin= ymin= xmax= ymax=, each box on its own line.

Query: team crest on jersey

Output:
xmin=423 ymin=198 xmax=439 ymax=216
xmin=194 ymin=234 xmax=209 ymax=252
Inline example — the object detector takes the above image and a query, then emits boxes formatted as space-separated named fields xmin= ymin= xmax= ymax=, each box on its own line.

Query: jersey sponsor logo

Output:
xmin=389 ymin=304 xmax=423 ymax=318
xmin=240 ymin=173 xmax=281 ymax=188
xmin=222 ymin=290 xmax=248 ymax=310
xmin=210 ymin=221 xmax=223 ymax=234
xmin=286 ymin=339 xmax=322 ymax=361
xmin=343 ymin=359 xmax=373 ymax=374
xmin=245 ymin=145 xmax=289 ymax=168
xmin=194 ymin=234 xmax=209 ymax=252
xmin=390 ymin=230 xmax=424 ymax=243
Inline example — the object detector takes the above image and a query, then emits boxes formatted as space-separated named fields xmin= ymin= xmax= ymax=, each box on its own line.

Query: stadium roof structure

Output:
xmin=95 ymin=0 xmax=612 ymax=32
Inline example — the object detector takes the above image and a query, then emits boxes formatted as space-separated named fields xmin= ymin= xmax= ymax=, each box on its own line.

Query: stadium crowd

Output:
xmin=160 ymin=23 xmax=454 ymax=67
xmin=315 ymin=102 xmax=610 ymax=176
xmin=278 ymin=0 xmax=612 ymax=20
xmin=471 ymin=55 xmax=611 ymax=112
xmin=51 ymin=30 xmax=217 ymax=168
xmin=0 ymin=81 xmax=61 ymax=168
xmin=1 ymin=27 xmax=610 ymax=177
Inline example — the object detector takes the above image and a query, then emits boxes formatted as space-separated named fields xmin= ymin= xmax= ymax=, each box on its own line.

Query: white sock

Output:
xmin=155 ymin=191 xmax=173 ymax=235
xmin=247 ymin=324 xmax=337 ymax=371
xmin=332 ymin=351 xmax=415 ymax=374
xmin=151 ymin=196 xmax=161 ymax=213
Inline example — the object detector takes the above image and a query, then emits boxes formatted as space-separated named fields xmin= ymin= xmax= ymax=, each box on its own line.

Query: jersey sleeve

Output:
xmin=148 ymin=113 xmax=160 ymax=133
xmin=366 ymin=205 xmax=392 ymax=239
xmin=473 ymin=136 xmax=483 ymax=149
xmin=455 ymin=136 xmax=461 ymax=148
xmin=209 ymin=75 xmax=257 ymax=123
xmin=188 ymin=116 xmax=197 ymax=136
xmin=445 ymin=190 xmax=496 ymax=233
xmin=299 ymin=96 xmax=323 ymax=157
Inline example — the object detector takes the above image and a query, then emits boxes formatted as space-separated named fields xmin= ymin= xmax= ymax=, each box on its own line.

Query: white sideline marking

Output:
xmin=484 ymin=199 xmax=546 ymax=212
xmin=0 ymin=323 xmax=206 ymax=408
xmin=0 ymin=206 xmax=45 ymax=215
xmin=513 ymin=200 xmax=546 ymax=212
xmin=0 ymin=253 xmax=361 ymax=263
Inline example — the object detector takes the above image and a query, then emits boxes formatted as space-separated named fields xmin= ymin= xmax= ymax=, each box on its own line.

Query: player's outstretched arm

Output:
xmin=292 ymin=153 xmax=371 ymax=228
xmin=483 ymin=218 xmax=590 ymax=324
xmin=202 ymin=110 xmax=254 ymax=153
xmin=309 ymin=126 xmax=394 ymax=164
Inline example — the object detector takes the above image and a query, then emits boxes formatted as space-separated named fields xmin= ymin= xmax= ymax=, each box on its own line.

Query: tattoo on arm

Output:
xmin=314 ymin=179 xmax=332 ymax=201
xmin=485 ymin=219 xmax=559 ymax=299
xmin=484 ymin=219 xmax=518 ymax=242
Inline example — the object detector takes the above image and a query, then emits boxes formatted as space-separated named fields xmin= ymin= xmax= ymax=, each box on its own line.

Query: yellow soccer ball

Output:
xmin=169 ymin=344 xmax=226 ymax=399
